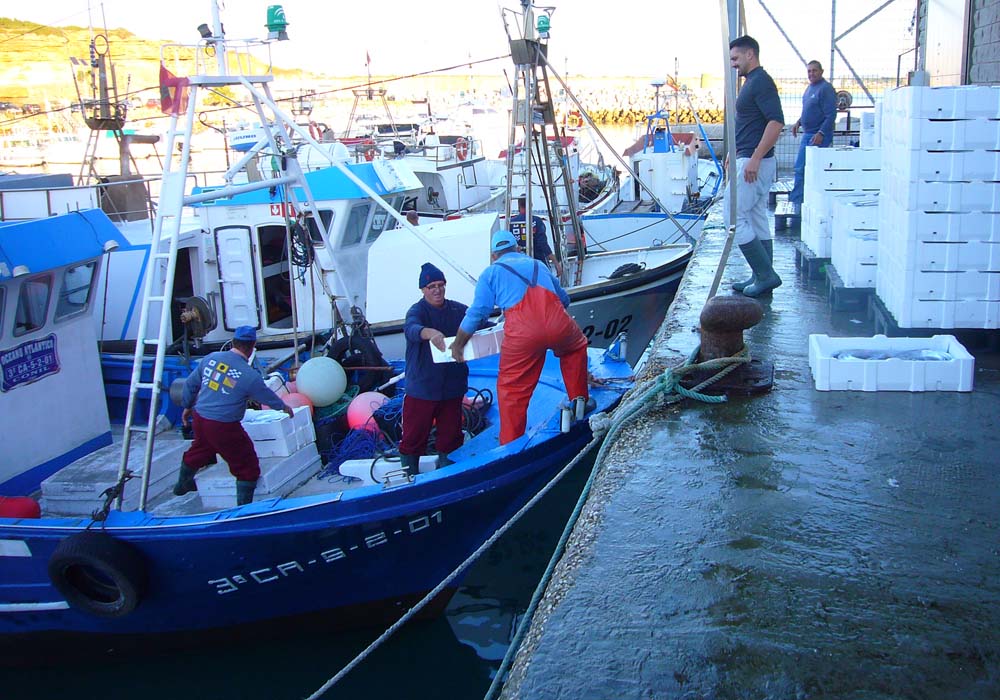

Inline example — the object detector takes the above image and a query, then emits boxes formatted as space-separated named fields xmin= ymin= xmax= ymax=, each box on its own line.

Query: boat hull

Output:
xmin=0 ymin=412 xmax=599 ymax=650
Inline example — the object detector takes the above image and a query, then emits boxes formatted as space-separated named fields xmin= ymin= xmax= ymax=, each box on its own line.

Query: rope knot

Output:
xmin=588 ymin=412 xmax=611 ymax=439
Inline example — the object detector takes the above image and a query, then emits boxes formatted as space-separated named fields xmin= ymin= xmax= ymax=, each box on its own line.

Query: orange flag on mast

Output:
xmin=159 ymin=63 xmax=190 ymax=116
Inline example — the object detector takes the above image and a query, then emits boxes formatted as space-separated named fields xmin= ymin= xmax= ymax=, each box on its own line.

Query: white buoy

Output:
xmin=295 ymin=357 xmax=347 ymax=407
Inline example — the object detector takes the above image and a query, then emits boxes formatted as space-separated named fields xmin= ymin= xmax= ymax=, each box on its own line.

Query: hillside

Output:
xmin=0 ymin=17 xmax=321 ymax=109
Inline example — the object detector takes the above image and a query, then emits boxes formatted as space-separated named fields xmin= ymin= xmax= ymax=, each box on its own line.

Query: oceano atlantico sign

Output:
xmin=0 ymin=334 xmax=60 ymax=392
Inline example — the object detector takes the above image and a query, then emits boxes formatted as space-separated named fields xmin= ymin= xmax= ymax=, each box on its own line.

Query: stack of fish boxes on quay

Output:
xmin=800 ymin=146 xmax=881 ymax=277
xmin=877 ymin=86 xmax=1000 ymax=329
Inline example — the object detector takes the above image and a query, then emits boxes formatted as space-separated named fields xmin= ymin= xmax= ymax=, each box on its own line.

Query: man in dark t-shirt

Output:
xmin=728 ymin=35 xmax=784 ymax=298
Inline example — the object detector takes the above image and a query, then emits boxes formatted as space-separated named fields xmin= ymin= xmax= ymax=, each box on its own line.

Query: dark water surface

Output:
xmin=0 ymin=459 xmax=595 ymax=700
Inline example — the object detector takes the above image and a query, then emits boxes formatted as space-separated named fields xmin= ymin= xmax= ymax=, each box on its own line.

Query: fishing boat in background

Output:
xmin=0 ymin=5 xmax=636 ymax=659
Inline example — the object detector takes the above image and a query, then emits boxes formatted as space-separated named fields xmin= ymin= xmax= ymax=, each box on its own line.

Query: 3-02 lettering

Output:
xmin=582 ymin=314 xmax=631 ymax=343
xmin=208 ymin=510 xmax=443 ymax=595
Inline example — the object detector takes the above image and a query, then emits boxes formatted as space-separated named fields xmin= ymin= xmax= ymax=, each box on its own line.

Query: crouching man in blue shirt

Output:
xmin=399 ymin=263 xmax=471 ymax=476
xmin=174 ymin=326 xmax=293 ymax=505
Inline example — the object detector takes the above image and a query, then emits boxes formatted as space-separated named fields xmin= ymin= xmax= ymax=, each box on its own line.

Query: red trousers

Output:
xmin=499 ymin=286 xmax=589 ymax=444
xmin=399 ymin=395 xmax=464 ymax=456
xmin=182 ymin=411 xmax=261 ymax=481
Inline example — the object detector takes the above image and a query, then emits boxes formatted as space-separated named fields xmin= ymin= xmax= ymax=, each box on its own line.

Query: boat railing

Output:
xmin=160 ymin=37 xmax=274 ymax=84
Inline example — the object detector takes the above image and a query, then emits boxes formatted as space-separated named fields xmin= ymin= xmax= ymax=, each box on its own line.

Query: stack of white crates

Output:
xmin=830 ymin=196 xmax=880 ymax=288
xmin=877 ymin=85 xmax=1000 ymax=329
xmin=195 ymin=406 xmax=321 ymax=509
xmin=802 ymin=146 xmax=881 ymax=257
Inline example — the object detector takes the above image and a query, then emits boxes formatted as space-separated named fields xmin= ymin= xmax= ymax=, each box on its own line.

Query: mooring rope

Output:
xmin=482 ymin=344 xmax=750 ymax=700
xmin=302 ymin=345 xmax=749 ymax=700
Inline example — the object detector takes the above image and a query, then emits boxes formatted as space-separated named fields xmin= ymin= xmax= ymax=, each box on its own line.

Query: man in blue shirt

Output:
xmin=511 ymin=195 xmax=562 ymax=277
xmin=789 ymin=60 xmax=837 ymax=214
xmin=728 ymin=35 xmax=784 ymax=298
xmin=174 ymin=326 xmax=293 ymax=505
xmin=451 ymin=230 xmax=588 ymax=444
xmin=399 ymin=262 xmax=470 ymax=475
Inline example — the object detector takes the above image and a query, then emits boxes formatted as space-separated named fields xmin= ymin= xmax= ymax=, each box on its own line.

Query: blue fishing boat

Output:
xmin=0 ymin=207 xmax=633 ymax=656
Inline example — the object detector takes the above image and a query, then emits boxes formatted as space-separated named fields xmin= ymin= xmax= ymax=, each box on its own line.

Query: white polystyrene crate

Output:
xmin=241 ymin=406 xmax=312 ymax=458
xmin=860 ymin=126 xmax=876 ymax=149
xmin=882 ymin=117 xmax=1000 ymax=151
xmin=885 ymin=85 xmax=1000 ymax=120
xmin=878 ymin=200 xmax=1000 ymax=243
xmin=801 ymin=218 xmax=831 ymax=258
xmin=873 ymin=102 xmax=883 ymax=146
xmin=808 ymin=333 xmax=974 ymax=391
xmin=196 ymin=444 xmax=322 ymax=509
xmin=883 ymin=294 xmax=1000 ymax=329
xmin=807 ymin=168 xmax=882 ymax=190
xmin=886 ymin=178 xmax=1000 ymax=212
xmin=830 ymin=227 xmax=878 ymax=268
xmin=339 ymin=455 xmax=439 ymax=486
xmin=877 ymin=235 xmax=1000 ymax=272
xmin=806 ymin=145 xmax=882 ymax=172
xmin=884 ymin=149 xmax=1000 ymax=182
xmin=877 ymin=254 xmax=1000 ymax=300
xmin=831 ymin=196 xmax=879 ymax=231
xmin=432 ymin=323 xmax=505 ymax=363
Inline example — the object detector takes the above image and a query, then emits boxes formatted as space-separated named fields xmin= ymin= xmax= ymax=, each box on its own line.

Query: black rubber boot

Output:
xmin=235 ymin=480 xmax=257 ymax=506
xmin=399 ymin=454 xmax=420 ymax=477
xmin=435 ymin=453 xmax=454 ymax=469
xmin=739 ymin=239 xmax=782 ymax=297
xmin=172 ymin=464 xmax=198 ymax=496
xmin=731 ymin=238 xmax=772 ymax=292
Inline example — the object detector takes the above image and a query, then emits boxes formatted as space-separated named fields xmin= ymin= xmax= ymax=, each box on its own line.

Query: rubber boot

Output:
xmin=740 ymin=238 xmax=782 ymax=297
xmin=172 ymin=464 xmax=198 ymax=496
xmin=399 ymin=453 xmax=420 ymax=477
xmin=436 ymin=453 xmax=454 ymax=469
xmin=731 ymin=238 xmax=772 ymax=292
xmin=235 ymin=480 xmax=257 ymax=506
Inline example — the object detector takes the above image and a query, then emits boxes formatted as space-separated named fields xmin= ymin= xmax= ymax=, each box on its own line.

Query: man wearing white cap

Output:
xmin=451 ymin=230 xmax=589 ymax=444
xmin=174 ymin=326 xmax=293 ymax=506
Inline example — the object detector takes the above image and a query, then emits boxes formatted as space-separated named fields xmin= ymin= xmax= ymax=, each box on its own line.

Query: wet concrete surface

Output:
xmin=500 ymin=212 xmax=1000 ymax=699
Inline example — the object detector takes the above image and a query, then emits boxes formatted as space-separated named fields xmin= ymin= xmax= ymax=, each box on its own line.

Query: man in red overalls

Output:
xmin=451 ymin=230 xmax=589 ymax=444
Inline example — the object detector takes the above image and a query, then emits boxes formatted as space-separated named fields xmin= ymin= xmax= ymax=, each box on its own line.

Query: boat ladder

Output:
xmin=114 ymin=47 xmax=329 ymax=511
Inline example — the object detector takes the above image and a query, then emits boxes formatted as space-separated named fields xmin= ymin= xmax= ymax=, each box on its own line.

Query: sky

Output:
xmin=3 ymin=0 xmax=918 ymax=82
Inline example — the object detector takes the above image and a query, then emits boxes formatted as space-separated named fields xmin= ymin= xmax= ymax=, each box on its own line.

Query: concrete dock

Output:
xmin=499 ymin=218 xmax=1000 ymax=698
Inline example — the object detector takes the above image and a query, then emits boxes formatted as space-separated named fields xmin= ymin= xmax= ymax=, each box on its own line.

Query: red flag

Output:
xmin=366 ymin=51 xmax=371 ymax=66
xmin=159 ymin=63 xmax=190 ymax=116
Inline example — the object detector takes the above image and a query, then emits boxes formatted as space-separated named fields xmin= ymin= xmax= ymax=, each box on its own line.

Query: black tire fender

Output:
xmin=47 ymin=531 xmax=147 ymax=618
xmin=326 ymin=335 xmax=392 ymax=395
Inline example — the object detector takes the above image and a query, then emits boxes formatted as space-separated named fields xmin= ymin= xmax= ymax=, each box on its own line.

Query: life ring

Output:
xmin=47 ymin=531 xmax=146 ymax=618
xmin=326 ymin=335 xmax=393 ymax=395
xmin=364 ymin=146 xmax=377 ymax=162
xmin=455 ymin=137 xmax=469 ymax=161
xmin=308 ymin=121 xmax=321 ymax=141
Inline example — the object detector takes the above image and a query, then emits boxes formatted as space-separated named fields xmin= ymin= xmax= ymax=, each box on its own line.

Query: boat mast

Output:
xmin=504 ymin=1 xmax=585 ymax=284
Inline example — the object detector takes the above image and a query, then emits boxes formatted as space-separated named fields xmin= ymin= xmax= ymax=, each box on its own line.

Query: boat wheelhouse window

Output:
xmin=341 ymin=204 xmax=372 ymax=247
xmin=55 ymin=262 xmax=96 ymax=321
xmin=13 ymin=274 xmax=52 ymax=337
xmin=304 ymin=210 xmax=334 ymax=246
xmin=257 ymin=225 xmax=293 ymax=328
xmin=366 ymin=207 xmax=392 ymax=243
xmin=461 ymin=163 xmax=478 ymax=189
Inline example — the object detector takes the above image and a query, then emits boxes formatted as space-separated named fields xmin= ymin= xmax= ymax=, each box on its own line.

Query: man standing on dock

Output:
xmin=451 ymin=230 xmax=588 ymax=445
xmin=789 ymin=60 xmax=837 ymax=216
xmin=728 ymin=35 xmax=784 ymax=298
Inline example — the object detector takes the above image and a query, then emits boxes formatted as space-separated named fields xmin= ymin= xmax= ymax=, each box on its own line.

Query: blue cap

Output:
xmin=418 ymin=262 xmax=446 ymax=288
xmin=234 ymin=326 xmax=257 ymax=342
xmin=491 ymin=229 xmax=517 ymax=253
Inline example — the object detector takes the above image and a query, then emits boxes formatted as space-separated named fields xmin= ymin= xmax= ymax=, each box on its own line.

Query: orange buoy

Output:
xmin=455 ymin=137 xmax=469 ymax=161
xmin=0 ymin=496 xmax=41 ymax=519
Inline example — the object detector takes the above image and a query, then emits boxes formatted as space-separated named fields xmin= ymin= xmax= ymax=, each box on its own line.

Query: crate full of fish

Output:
xmin=808 ymin=334 xmax=974 ymax=392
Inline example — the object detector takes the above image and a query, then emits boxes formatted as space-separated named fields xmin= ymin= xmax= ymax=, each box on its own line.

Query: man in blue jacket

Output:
xmin=511 ymin=195 xmax=562 ymax=277
xmin=399 ymin=262 xmax=470 ymax=475
xmin=451 ymin=230 xmax=588 ymax=444
xmin=789 ymin=60 xmax=837 ymax=215
xmin=174 ymin=326 xmax=293 ymax=505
